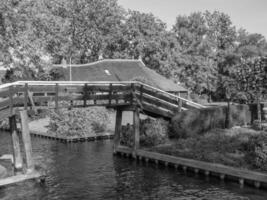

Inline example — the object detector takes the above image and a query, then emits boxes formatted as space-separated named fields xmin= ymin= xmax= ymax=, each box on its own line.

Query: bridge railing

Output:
xmin=0 ymin=81 xmax=205 ymax=120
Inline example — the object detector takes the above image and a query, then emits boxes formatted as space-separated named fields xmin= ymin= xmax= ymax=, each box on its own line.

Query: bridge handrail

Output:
xmin=0 ymin=81 xmax=205 ymax=120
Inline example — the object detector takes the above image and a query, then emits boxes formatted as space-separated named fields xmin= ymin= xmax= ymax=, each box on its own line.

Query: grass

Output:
xmin=150 ymin=128 xmax=267 ymax=173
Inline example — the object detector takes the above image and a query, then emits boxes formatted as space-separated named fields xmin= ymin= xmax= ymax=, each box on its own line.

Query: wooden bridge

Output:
xmin=0 ymin=81 xmax=204 ymax=119
xmin=0 ymin=80 xmax=204 ymax=186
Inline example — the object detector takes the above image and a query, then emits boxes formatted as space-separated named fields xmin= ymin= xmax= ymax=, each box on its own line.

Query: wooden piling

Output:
xmin=20 ymin=110 xmax=34 ymax=172
xmin=9 ymin=115 xmax=23 ymax=171
xmin=133 ymin=107 xmax=140 ymax=151
xmin=55 ymin=83 xmax=59 ymax=112
xmin=24 ymin=83 xmax=28 ymax=110
xmin=113 ymin=109 xmax=122 ymax=153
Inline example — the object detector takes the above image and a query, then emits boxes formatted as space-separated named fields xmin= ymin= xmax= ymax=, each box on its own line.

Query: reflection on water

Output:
xmin=0 ymin=132 xmax=267 ymax=200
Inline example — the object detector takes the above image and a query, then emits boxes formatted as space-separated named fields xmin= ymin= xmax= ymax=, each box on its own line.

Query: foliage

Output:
xmin=120 ymin=118 xmax=169 ymax=147
xmin=244 ymin=134 xmax=267 ymax=171
xmin=153 ymin=128 xmax=267 ymax=171
xmin=171 ymin=104 xmax=250 ymax=138
xmin=140 ymin=118 xmax=169 ymax=147
xmin=0 ymin=1 xmax=266 ymax=102
xmin=49 ymin=67 xmax=67 ymax=81
xmin=49 ymin=107 xmax=110 ymax=137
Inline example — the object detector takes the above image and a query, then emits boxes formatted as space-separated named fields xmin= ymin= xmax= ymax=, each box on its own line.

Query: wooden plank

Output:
xmin=0 ymin=98 xmax=10 ymax=110
xmin=0 ymin=88 xmax=10 ymax=98
xmin=83 ymin=85 xmax=131 ymax=93
xmin=140 ymin=85 xmax=178 ymax=105
xmin=113 ymin=109 xmax=122 ymax=153
xmin=136 ymin=93 xmax=178 ymax=112
xmin=133 ymin=108 xmax=140 ymax=151
xmin=20 ymin=110 xmax=34 ymax=172
xmin=27 ymin=85 xmax=56 ymax=93
xmin=141 ymin=102 xmax=174 ymax=118
xmin=0 ymin=171 xmax=41 ymax=187
xmin=9 ymin=115 xmax=23 ymax=170
xmin=0 ymin=108 xmax=11 ymax=121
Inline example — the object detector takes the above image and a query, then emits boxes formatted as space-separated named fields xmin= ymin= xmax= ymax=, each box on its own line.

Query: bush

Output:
xmin=244 ymin=133 xmax=267 ymax=171
xmin=49 ymin=107 xmax=110 ymax=137
xmin=120 ymin=118 xmax=169 ymax=147
xmin=171 ymin=104 xmax=250 ymax=138
xmin=153 ymin=129 xmax=253 ymax=168
xmin=140 ymin=118 xmax=169 ymax=147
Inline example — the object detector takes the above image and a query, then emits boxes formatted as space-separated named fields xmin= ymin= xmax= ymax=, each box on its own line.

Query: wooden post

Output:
xmin=178 ymin=99 xmax=182 ymax=112
xmin=83 ymin=83 xmax=87 ymax=107
xmin=55 ymin=83 xmax=59 ymax=112
xmin=140 ymin=85 xmax=143 ymax=105
xmin=131 ymin=83 xmax=134 ymax=105
xmin=24 ymin=83 xmax=28 ymax=110
xmin=113 ymin=109 xmax=122 ymax=153
xmin=20 ymin=110 xmax=34 ymax=172
xmin=133 ymin=107 xmax=140 ymax=151
xmin=109 ymin=83 xmax=112 ymax=105
xmin=9 ymin=115 xmax=23 ymax=171
xmin=9 ymin=85 xmax=14 ymax=116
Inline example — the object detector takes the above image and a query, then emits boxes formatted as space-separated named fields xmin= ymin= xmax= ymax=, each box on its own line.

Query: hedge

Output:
xmin=171 ymin=104 xmax=251 ymax=138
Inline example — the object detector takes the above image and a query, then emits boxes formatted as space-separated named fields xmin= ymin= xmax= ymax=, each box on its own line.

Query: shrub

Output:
xmin=140 ymin=118 xmax=169 ymax=147
xmin=49 ymin=67 xmax=67 ymax=81
xmin=120 ymin=118 xmax=170 ymax=147
xmin=244 ymin=133 xmax=267 ymax=171
xmin=171 ymin=104 xmax=250 ymax=138
xmin=49 ymin=107 xmax=110 ymax=137
xmin=153 ymin=129 xmax=250 ymax=168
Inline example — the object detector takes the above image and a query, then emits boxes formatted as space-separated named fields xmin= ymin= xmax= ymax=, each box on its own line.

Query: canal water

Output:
xmin=0 ymin=132 xmax=267 ymax=200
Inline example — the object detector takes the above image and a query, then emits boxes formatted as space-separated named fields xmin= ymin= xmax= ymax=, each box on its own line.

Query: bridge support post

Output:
xmin=133 ymin=107 xmax=140 ymax=152
xmin=113 ymin=109 xmax=122 ymax=153
xmin=9 ymin=115 xmax=23 ymax=171
xmin=20 ymin=110 xmax=34 ymax=173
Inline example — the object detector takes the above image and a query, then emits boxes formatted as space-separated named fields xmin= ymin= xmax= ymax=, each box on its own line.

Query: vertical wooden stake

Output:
xmin=9 ymin=85 xmax=14 ymax=116
xmin=20 ymin=110 xmax=34 ymax=172
xmin=55 ymin=83 xmax=59 ymax=112
xmin=83 ymin=83 xmax=87 ymax=107
xmin=133 ymin=107 xmax=140 ymax=151
xmin=130 ymin=83 xmax=134 ymax=105
xmin=109 ymin=83 xmax=112 ymax=105
xmin=114 ymin=109 xmax=122 ymax=153
xmin=140 ymin=85 xmax=143 ymax=105
xmin=24 ymin=83 xmax=28 ymax=110
xmin=178 ymin=99 xmax=182 ymax=112
xmin=9 ymin=115 xmax=23 ymax=171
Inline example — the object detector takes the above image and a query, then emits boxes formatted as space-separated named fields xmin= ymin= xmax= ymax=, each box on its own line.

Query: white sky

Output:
xmin=118 ymin=0 xmax=267 ymax=38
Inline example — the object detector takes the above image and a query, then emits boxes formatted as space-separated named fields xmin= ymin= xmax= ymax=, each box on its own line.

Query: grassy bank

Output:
xmin=150 ymin=128 xmax=267 ymax=173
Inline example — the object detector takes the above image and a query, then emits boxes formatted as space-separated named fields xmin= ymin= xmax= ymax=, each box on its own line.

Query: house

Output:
xmin=54 ymin=59 xmax=188 ymax=97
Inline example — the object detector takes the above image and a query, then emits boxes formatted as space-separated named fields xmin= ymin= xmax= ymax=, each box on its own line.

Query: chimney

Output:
xmin=98 ymin=53 xmax=103 ymax=60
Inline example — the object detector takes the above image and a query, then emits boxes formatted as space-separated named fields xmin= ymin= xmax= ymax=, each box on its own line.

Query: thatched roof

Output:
xmin=54 ymin=59 xmax=187 ymax=92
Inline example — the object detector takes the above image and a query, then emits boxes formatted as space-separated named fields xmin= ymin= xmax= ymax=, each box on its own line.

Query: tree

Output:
xmin=172 ymin=12 xmax=218 ymax=97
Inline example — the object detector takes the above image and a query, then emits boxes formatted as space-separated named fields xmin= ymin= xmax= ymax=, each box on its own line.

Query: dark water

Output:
xmin=0 ymin=133 xmax=267 ymax=200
